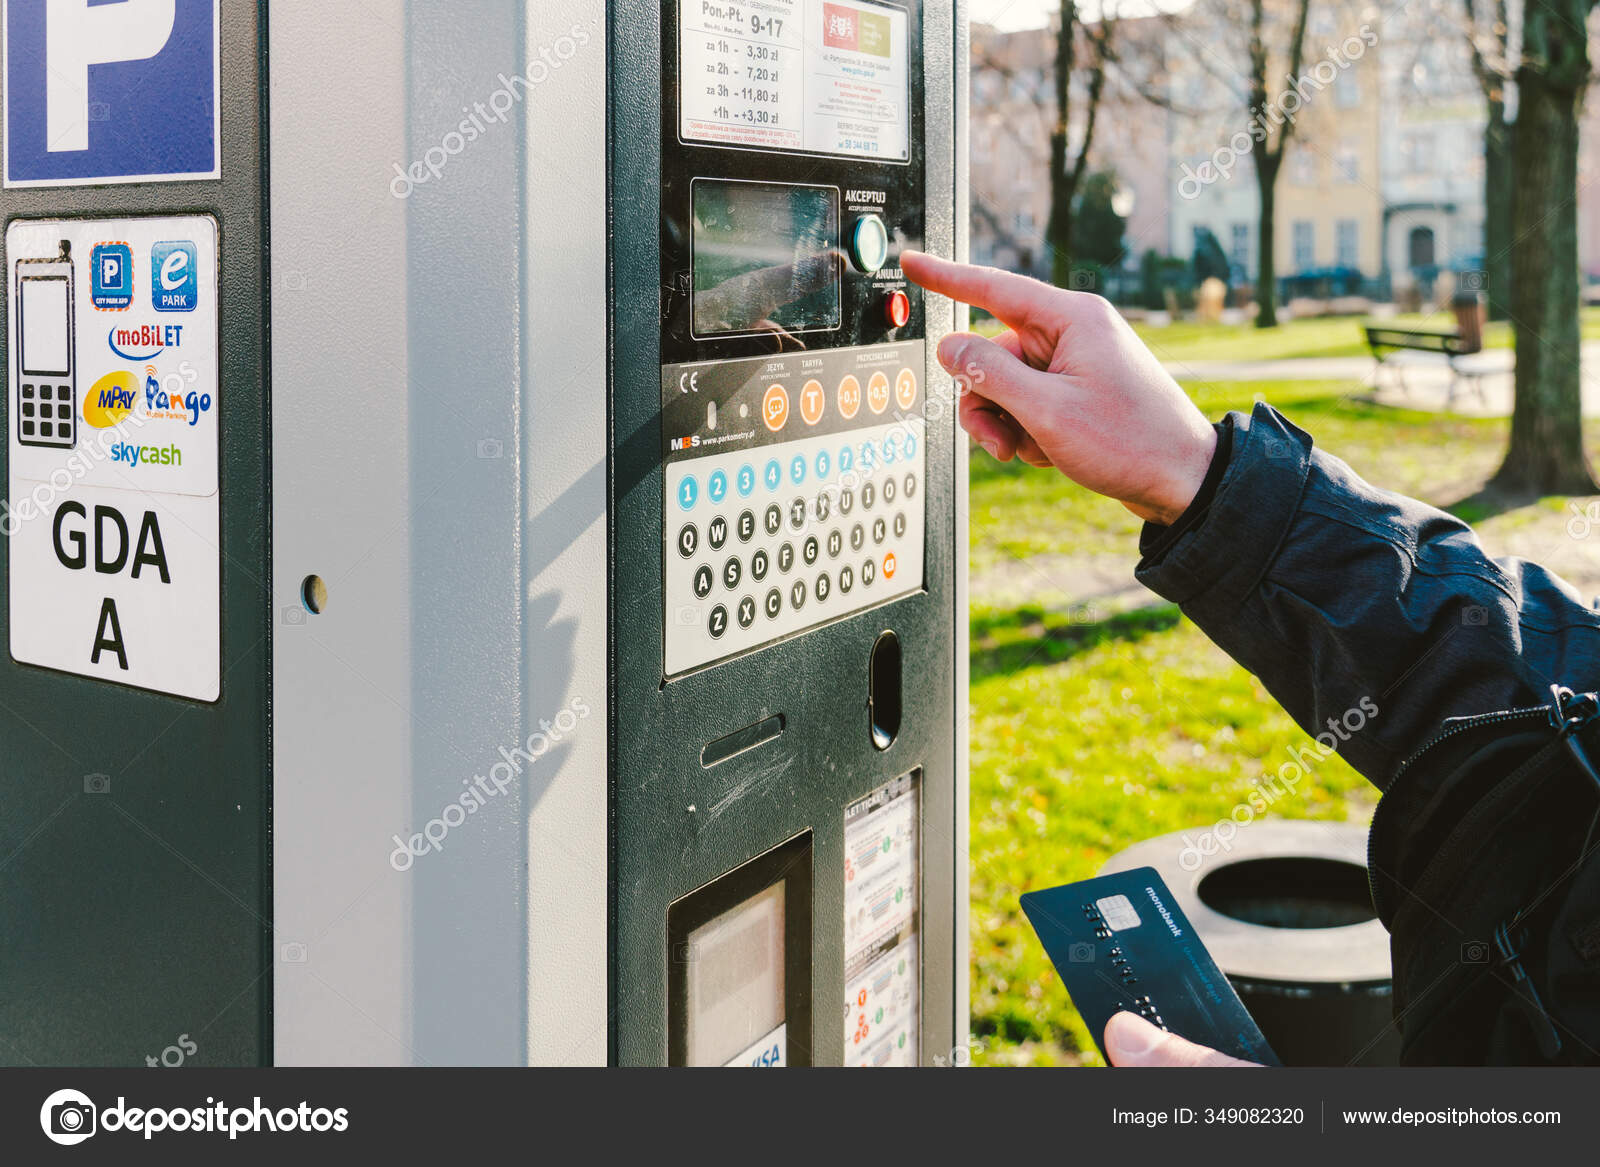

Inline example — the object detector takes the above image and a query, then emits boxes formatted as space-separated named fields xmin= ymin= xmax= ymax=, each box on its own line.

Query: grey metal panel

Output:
xmin=522 ymin=0 xmax=610 ymax=1067
xmin=403 ymin=0 xmax=528 ymax=1069
xmin=269 ymin=1 xmax=417 ymax=1065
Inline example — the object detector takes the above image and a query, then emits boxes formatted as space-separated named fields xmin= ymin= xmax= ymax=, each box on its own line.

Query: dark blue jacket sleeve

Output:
xmin=1134 ymin=402 xmax=1600 ymax=790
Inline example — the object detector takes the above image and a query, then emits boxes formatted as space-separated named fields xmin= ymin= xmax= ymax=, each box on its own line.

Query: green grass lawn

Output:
xmin=1107 ymin=307 xmax=1600 ymax=365
xmin=966 ymin=379 xmax=1600 ymax=1066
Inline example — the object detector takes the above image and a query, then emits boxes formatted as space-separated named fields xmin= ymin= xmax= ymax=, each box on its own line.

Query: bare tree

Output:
xmin=1245 ymin=0 xmax=1314 ymax=327
xmin=1046 ymin=1 xmax=1116 ymax=287
xmin=1462 ymin=0 xmax=1514 ymax=321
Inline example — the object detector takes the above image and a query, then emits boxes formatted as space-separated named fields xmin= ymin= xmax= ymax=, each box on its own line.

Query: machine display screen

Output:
xmin=678 ymin=0 xmax=911 ymax=162
xmin=684 ymin=881 xmax=788 ymax=1066
xmin=692 ymin=179 xmax=840 ymax=338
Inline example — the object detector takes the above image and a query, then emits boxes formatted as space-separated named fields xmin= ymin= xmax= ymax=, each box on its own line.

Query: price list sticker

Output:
xmin=679 ymin=0 xmax=910 ymax=161
xmin=681 ymin=0 xmax=807 ymax=152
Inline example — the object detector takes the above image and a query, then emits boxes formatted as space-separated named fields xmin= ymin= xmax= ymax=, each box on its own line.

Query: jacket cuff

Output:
xmin=1135 ymin=401 xmax=1313 ymax=606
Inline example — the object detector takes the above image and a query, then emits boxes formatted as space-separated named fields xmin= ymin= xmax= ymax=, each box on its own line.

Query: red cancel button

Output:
xmin=885 ymin=290 xmax=911 ymax=329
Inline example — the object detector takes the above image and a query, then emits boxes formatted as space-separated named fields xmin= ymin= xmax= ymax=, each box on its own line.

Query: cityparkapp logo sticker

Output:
xmin=90 ymin=242 xmax=134 ymax=310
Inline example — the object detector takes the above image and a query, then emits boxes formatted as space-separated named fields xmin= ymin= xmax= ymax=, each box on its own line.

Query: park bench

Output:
xmin=1363 ymin=291 xmax=1490 ymax=410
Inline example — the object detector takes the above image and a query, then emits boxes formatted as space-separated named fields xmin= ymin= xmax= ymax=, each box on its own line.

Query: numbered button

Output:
xmin=765 ymin=588 xmax=783 ymax=620
xmin=803 ymin=535 xmax=819 ymax=566
xmin=883 ymin=435 xmax=900 ymax=465
xmin=851 ymin=523 xmax=865 ymax=552
xmin=861 ymin=443 xmax=877 ymax=474
xmin=708 ymin=514 xmax=729 ymax=550
xmin=752 ymin=548 xmax=771 ymax=581
xmin=893 ymin=511 xmax=907 ymax=538
xmin=693 ymin=564 xmax=714 ymax=599
xmin=708 ymin=604 xmax=728 ymax=639
xmin=838 ymin=445 xmax=855 ymax=474
xmin=790 ymin=455 xmax=807 ymax=486
xmin=862 ymin=558 xmax=877 ymax=586
xmin=873 ymin=517 xmax=887 ymax=545
xmin=839 ymin=565 xmax=855 ymax=594
xmin=827 ymin=529 xmax=843 ymax=559
xmin=815 ymin=572 xmax=832 ymax=603
xmin=904 ymin=435 xmax=918 ymax=459
xmin=677 ymin=523 xmax=699 ymax=558
xmin=815 ymin=449 xmax=831 ymax=479
xmin=777 ymin=542 xmax=796 ymax=573
xmin=738 ymin=509 xmax=756 ymax=543
xmin=709 ymin=470 xmax=728 ymax=503
xmin=789 ymin=498 xmax=807 ymax=530
xmin=764 ymin=460 xmax=783 ymax=491
xmin=737 ymin=595 xmax=757 ymax=629
xmin=790 ymin=578 xmax=807 ymax=611
xmin=765 ymin=504 xmax=783 ymax=536
xmin=737 ymin=464 xmax=756 ymax=497
xmin=678 ymin=475 xmax=699 ymax=511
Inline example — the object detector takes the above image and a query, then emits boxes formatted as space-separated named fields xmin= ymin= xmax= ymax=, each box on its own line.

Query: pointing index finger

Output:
xmin=901 ymin=250 xmax=1061 ymax=331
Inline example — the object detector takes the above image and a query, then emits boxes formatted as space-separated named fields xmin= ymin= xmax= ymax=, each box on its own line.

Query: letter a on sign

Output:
xmin=3 ymin=0 xmax=221 ymax=187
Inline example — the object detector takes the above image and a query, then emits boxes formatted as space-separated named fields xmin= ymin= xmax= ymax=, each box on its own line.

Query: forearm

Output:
xmin=1134 ymin=403 xmax=1600 ymax=789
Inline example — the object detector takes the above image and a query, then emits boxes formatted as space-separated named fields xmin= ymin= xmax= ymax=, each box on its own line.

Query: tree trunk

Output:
xmin=1048 ymin=3 xmax=1075 ymax=288
xmin=1496 ymin=16 xmax=1598 ymax=494
xmin=1483 ymin=99 xmax=1513 ymax=322
xmin=1255 ymin=163 xmax=1279 ymax=329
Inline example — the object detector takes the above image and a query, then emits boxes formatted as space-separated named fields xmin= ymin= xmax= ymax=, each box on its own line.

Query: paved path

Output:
xmin=1162 ymin=341 xmax=1600 ymax=417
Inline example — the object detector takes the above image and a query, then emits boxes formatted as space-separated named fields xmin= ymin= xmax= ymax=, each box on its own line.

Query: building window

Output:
xmin=1293 ymin=221 xmax=1315 ymax=271
xmin=1290 ymin=150 xmax=1317 ymax=186
xmin=1408 ymin=225 xmax=1436 ymax=269
xmin=1403 ymin=131 xmax=1435 ymax=175
xmin=1333 ymin=68 xmax=1360 ymax=109
xmin=1336 ymin=219 xmax=1359 ymax=268
xmin=1336 ymin=144 xmax=1359 ymax=183
xmin=1230 ymin=222 xmax=1250 ymax=269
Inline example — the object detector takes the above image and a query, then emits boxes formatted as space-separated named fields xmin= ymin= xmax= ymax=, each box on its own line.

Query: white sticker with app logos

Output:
xmin=7 ymin=215 xmax=220 ymax=701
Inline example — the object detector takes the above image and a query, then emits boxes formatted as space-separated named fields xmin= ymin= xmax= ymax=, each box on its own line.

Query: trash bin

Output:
xmin=1101 ymin=821 xmax=1400 ymax=1066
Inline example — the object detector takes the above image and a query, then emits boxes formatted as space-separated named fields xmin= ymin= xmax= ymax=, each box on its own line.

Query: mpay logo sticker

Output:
xmin=91 ymin=242 xmax=134 ymax=310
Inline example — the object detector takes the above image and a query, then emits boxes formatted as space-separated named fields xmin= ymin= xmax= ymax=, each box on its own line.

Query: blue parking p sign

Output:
xmin=3 ymin=0 xmax=220 ymax=188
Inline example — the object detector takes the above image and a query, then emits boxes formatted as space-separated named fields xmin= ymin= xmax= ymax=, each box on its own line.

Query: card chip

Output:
xmin=1095 ymin=894 xmax=1141 ymax=931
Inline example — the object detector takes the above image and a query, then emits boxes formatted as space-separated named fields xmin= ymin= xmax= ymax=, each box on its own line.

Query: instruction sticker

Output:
xmin=6 ymin=215 xmax=220 ymax=701
xmin=679 ymin=0 xmax=910 ymax=162
xmin=843 ymin=772 xmax=919 ymax=1066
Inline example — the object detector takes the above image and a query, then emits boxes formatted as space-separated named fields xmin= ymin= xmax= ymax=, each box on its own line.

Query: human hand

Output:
xmin=1103 ymin=1011 xmax=1262 ymax=1068
xmin=901 ymin=251 xmax=1217 ymax=526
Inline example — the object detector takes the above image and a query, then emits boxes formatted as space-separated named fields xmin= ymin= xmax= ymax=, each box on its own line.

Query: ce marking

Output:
xmin=679 ymin=370 xmax=701 ymax=394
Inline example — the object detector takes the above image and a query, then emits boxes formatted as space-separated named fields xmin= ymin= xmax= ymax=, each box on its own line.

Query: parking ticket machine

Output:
xmin=0 ymin=0 xmax=966 ymax=1066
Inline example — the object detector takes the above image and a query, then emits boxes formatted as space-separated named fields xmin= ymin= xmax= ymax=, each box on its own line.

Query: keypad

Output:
xmin=664 ymin=419 xmax=926 ymax=675
xmin=18 ymin=382 xmax=76 ymax=449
